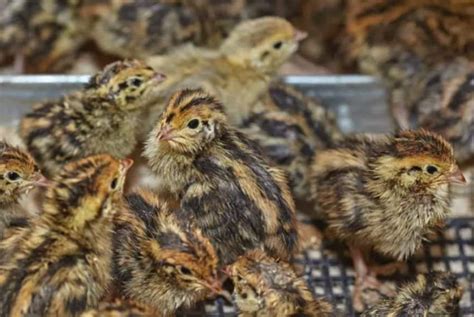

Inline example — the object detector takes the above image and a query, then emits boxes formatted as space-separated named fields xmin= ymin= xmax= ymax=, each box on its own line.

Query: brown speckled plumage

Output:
xmin=391 ymin=58 xmax=474 ymax=165
xmin=229 ymin=250 xmax=334 ymax=317
xmin=81 ymin=299 xmax=158 ymax=317
xmin=113 ymin=188 xmax=221 ymax=316
xmin=310 ymin=129 xmax=465 ymax=310
xmin=0 ymin=141 xmax=45 ymax=239
xmin=240 ymin=82 xmax=342 ymax=201
xmin=362 ymin=271 xmax=463 ymax=317
xmin=144 ymin=89 xmax=297 ymax=265
xmin=20 ymin=60 xmax=164 ymax=177
xmin=0 ymin=154 xmax=131 ymax=317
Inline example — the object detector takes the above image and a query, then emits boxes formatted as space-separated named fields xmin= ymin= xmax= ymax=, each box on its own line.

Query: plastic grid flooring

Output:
xmin=183 ymin=218 xmax=474 ymax=316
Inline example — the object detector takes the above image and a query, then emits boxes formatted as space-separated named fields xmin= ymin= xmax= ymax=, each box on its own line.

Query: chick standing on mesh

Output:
xmin=0 ymin=141 xmax=48 ymax=239
xmin=20 ymin=59 xmax=165 ymax=177
xmin=362 ymin=271 xmax=463 ymax=317
xmin=144 ymin=16 xmax=306 ymax=130
xmin=113 ymin=188 xmax=225 ymax=316
xmin=310 ymin=130 xmax=466 ymax=311
xmin=0 ymin=155 xmax=132 ymax=317
xmin=228 ymin=250 xmax=334 ymax=317
xmin=144 ymin=89 xmax=297 ymax=265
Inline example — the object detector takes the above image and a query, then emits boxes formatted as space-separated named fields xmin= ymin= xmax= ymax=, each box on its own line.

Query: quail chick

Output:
xmin=113 ymin=188 xmax=225 ymax=316
xmin=144 ymin=89 xmax=297 ymax=265
xmin=81 ymin=299 xmax=158 ymax=317
xmin=0 ymin=0 xmax=89 ymax=73
xmin=228 ymin=250 xmax=334 ymax=317
xmin=0 ymin=140 xmax=47 ymax=239
xmin=362 ymin=271 xmax=464 ymax=317
xmin=310 ymin=129 xmax=466 ymax=311
xmin=240 ymin=82 xmax=342 ymax=201
xmin=0 ymin=154 xmax=132 ymax=317
xmin=391 ymin=58 xmax=474 ymax=165
xmin=20 ymin=59 xmax=164 ymax=177
xmin=144 ymin=16 xmax=306 ymax=130
xmin=91 ymin=0 xmax=217 ymax=60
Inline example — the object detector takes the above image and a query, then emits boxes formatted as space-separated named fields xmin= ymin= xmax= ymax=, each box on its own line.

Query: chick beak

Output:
xmin=221 ymin=266 xmax=231 ymax=276
xmin=33 ymin=174 xmax=52 ymax=188
xmin=203 ymin=279 xmax=232 ymax=303
xmin=294 ymin=29 xmax=308 ymax=42
xmin=157 ymin=125 xmax=175 ymax=141
xmin=153 ymin=72 xmax=166 ymax=83
xmin=448 ymin=167 xmax=467 ymax=185
xmin=121 ymin=158 xmax=134 ymax=171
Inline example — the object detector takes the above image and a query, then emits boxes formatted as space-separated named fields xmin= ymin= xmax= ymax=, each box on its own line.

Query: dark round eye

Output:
xmin=6 ymin=172 xmax=20 ymax=181
xmin=426 ymin=165 xmax=438 ymax=174
xmin=131 ymin=78 xmax=143 ymax=87
xmin=241 ymin=292 xmax=248 ymax=299
xmin=110 ymin=178 xmax=118 ymax=190
xmin=187 ymin=119 xmax=200 ymax=129
xmin=179 ymin=266 xmax=192 ymax=275
xmin=273 ymin=41 xmax=283 ymax=49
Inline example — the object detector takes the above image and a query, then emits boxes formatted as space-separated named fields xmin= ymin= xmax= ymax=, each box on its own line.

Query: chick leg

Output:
xmin=350 ymin=246 xmax=390 ymax=311
xmin=13 ymin=54 xmax=25 ymax=74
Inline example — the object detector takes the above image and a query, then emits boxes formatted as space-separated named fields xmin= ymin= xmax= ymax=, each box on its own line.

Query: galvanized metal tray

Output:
xmin=0 ymin=75 xmax=472 ymax=316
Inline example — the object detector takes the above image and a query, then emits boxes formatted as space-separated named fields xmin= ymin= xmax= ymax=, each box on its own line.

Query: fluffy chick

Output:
xmin=240 ymin=82 xmax=342 ymax=201
xmin=0 ymin=154 xmax=132 ymax=317
xmin=20 ymin=59 xmax=164 ymax=177
xmin=391 ymin=58 xmax=474 ymax=165
xmin=0 ymin=141 xmax=47 ymax=239
xmin=144 ymin=89 xmax=297 ymax=265
xmin=91 ymin=0 xmax=215 ymax=60
xmin=362 ymin=271 xmax=463 ymax=317
xmin=310 ymin=129 xmax=466 ymax=311
xmin=0 ymin=0 xmax=89 ymax=73
xmin=144 ymin=16 xmax=306 ymax=131
xmin=113 ymin=188 xmax=224 ymax=316
xmin=228 ymin=250 xmax=334 ymax=317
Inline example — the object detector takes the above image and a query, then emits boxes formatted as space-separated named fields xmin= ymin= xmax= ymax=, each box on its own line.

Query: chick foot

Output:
xmin=350 ymin=247 xmax=396 ymax=312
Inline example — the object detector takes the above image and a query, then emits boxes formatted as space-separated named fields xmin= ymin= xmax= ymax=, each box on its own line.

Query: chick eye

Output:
xmin=110 ymin=178 xmax=118 ymax=190
xmin=187 ymin=119 xmax=200 ymax=129
xmin=179 ymin=266 xmax=192 ymax=275
xmin=273 ymin=41 xmax=283 ymax=49
xmin=426 ymin=165 xmax=438 ymax=174
xmin=6 ymin=172 xmax=21 ymax=181
xmin=131 ymin=78 xmax=143 ymax=87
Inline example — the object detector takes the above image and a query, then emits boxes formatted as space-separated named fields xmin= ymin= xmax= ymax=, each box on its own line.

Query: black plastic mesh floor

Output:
xmin=183 ymin=217 xmax=474 ymax=316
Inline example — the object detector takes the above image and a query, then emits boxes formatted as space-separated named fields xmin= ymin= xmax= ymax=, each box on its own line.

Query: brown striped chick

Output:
xmin=144 ymin=16 xmax=306 ymax=132
xmin=81 ymin=299 xmax=158 ymax=317
xmin=362 ymin=271 xmax=463 ymax=317
xmin=0 ymin=0 xmax=89 ymax=73
xmin=391 ymin=58 xmax=474 ymax=166
xmin=0 ymin=140 xmax=48 ymax=239
xmin=113 ymin=189 xmax=225 ymax=316
xmin=227 ymin=250 xmax=335 ymax=317
xmin=90 ymin=0 xmax=217 ymax=60
xmin=20 ymin=59 xmax=164 ymax=177
xmin=310 ymin=130 xmax=466 ymax=311
xmin=144 ymin=89 xmax=297 ymax=265
xmin=0 ymin=154 xmax=132 ymax=317
xmin=240 ymin=82 xmax=342 ymax=202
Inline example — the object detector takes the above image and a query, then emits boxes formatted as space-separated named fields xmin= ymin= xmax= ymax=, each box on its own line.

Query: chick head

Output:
xmin=149 ymin=88 xmax=226 ymax=154
xmin=85 ymin=59 xmax=165 ymax=110
xmin=0 ymin=141 xmax=47 ymax=205
xmin=401 ymin=271 xmax=463 ymax=315
xmin=373 ymin=130 xmax=466 ymax=189
xmin=220 ymin=17 xmax=306 ymax=75
xmin=144 ymin=220 xmax=221 ymax=306
xmin=43 ymin=154 xmax=132 ymax=230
